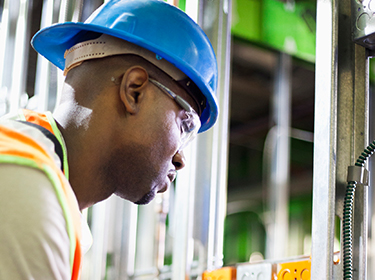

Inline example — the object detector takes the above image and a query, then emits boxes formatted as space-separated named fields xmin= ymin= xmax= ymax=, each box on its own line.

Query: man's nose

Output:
xmin=172 ymin=150 xmax=186 ymax=171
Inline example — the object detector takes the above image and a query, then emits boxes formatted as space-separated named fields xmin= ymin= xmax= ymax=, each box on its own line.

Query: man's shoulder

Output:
xmin=0 ymin=111 xmax=62 ymax=168
xmin=0 ymin=164 xmax=71 ymax=279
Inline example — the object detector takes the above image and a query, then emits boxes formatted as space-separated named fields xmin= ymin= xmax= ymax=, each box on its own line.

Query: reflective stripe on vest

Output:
xmin=0 ymin=117 xmax=82 ymax=279
xmin=20 ymin=109 xmax=69 ymax=180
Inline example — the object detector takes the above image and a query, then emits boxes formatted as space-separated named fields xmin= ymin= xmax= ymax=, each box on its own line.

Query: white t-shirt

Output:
xmin=0 ymin=119 xmax=92 ymax=279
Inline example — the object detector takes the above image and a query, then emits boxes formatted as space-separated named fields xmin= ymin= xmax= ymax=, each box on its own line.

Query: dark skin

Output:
xmin=53 ymin=55 xmax=199 ymax=210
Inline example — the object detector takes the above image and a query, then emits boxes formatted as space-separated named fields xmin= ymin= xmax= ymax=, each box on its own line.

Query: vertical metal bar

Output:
xmin=34 ymin=0 xmax=56 ymax=112
xmin=311 ymin=0 xmax=338 ymax=279
xmin=347 ymin=46 xmax=368 ymax=280
xmin=134 ymin=200 xmax=157 ymax=275
xmin=336 ymin=0 xmax=369 ymax=279
xmin=212 ymin=0 xmax=231 ymax=270
xmin=9 ymin=0 xmax=29 ymax=113
xmin=171 ymin=1 xmax=202 ymax=278
xmin=118 ymin=202 xmax=138 ymax=279
xmin=266 ymin=52 xmax=292 ymax=260
xmin=155 ymin=192 xmax=169 ymax=271
xmin=106 ymin=197 xmax=138 ymax=280
xmin=59 ymin=0 xmax=84 ymax=23
xmin=172 ymin=141 xmax=197 ymax=279
xmin=168 ymin=2 xmax=232 ymax=271
xmin=0 ymin=0 xmax=10 ymax=116
xmin=185 ymin=0 xmax=198 ymax=22
xmin=0 ymin=0 xmax=9 ymax=91
xmin=188 ymin=0 xmax=231 ymax=273
xmin=312 ymin=0 xmax=369 ymax=279
xmin=0 ymin=0 xmax=20 ymax=114
xmin=82 ymin=201 xmax=109 ymax=280
xmin=368 ymin=88 xmax=375 ymax=280
xmin=81 ymin=0 xmax=103 ymax=22
xmin=54 ymin=0 xmax=85 ymax=112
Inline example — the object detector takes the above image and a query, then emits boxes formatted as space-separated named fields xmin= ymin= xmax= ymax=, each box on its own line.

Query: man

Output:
xmin=0 ymin=0 xmax=218 ymax=279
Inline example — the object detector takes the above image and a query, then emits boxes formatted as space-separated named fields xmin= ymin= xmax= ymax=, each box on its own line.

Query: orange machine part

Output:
xmin=202 ymin=267 xmax=237 ymax=280
xmin=276 ymin=259 xmax=311 ymax=280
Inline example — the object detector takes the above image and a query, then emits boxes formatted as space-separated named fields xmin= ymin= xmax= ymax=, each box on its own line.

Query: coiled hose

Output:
xmin=343 ymin=141 xmax=375 ymax=279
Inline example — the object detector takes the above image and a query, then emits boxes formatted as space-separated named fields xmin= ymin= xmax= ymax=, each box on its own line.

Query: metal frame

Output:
xmin=172 ymin=0 xmax=232 ymax=277
xmin=265 ymin=52 xmax=292 ymax=260
xmin=311 ymin=0 xmax=369 ymax=279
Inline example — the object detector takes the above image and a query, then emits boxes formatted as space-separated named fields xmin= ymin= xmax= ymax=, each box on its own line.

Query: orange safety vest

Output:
xmin=0 ymin=109 xmax=82 ymax=280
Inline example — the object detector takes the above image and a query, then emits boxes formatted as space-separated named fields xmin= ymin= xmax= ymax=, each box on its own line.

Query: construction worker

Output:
xmin=0 ymin=0 xmax=218 ymax=279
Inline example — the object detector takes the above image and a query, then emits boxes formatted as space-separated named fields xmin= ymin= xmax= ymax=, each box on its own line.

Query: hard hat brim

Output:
xmin=31 ymin=22 xmax=218 ymax=133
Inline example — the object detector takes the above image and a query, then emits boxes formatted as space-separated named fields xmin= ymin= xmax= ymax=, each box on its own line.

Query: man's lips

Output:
xmin=158 ymin=170 xmax=177 ymax=193
xmin=168 ymin=169 xmax=177 ymax=183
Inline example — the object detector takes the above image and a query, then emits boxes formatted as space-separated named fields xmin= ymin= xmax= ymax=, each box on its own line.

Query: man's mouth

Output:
xmin=168 ymin=169 xmax=177 ymax=183
xmin=158 ymin=170 xmax=177 ymax=194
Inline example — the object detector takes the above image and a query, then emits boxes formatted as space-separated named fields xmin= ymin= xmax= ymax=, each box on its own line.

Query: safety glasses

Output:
xmin=149 ymin=78 xmax=201 ymax=150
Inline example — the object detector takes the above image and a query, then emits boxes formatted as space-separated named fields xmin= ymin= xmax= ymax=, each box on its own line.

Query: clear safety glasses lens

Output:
xmin=149 ymin=78 xmax=201 ymax=149
xmin=179 ymin=111 xmax=200 ymax=150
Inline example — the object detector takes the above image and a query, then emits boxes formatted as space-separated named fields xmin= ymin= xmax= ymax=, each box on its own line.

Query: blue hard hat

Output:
xmin=31 ymin=0 xmax=218 ymax=133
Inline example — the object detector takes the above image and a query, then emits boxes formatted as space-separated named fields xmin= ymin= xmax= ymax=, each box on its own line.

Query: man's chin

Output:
xmin=134 ymin=190 xmax=156 ymax=205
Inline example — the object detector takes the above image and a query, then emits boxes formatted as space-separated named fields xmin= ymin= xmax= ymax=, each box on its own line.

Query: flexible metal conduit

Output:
xmin=343 ymin=144 xmax=372 ymax=280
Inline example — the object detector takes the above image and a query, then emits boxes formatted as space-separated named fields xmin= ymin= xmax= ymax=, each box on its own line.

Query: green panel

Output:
xmin=223 ymin=211 xmax=266 ymax=265
xmin=232 ymin=0 xmax=262 ymax=42
xmin=232 ymin=0 xmax=316 ymax=63
xmin=263 ymin=0 xmax=316 ymax=62
xmin=223 ymin=195 xmax=312 ymax=265
xmin=370 ymin=58 xmax=375 ymax=84
xmin=178 ymin=0 xmax=186 ymax=11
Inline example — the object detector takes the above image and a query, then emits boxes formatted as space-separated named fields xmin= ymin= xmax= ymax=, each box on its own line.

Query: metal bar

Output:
xmin=0 ymin=0 xmax=10 ymax=116
xmin=0 ymin=0 xmax=9 ymax=92
xmin=54 ymin=0 xmax=85 ymax=112
xmin=310 ymin=0 xmax=338 ymax=279
xmin=169 ymin=4 xmax=201 ymax=279
xmin=190 ymin=0 xmax=231 ymax=273
xmin=155 ymin=192 xmax=169 ymax=271
xmin=34 ymin=0 xmax=55 ymax=112
xmin=212 ymin=0 xmax=231 ymax=269
xmin=351 ymin=43 xmax=369 ymax=280
xmin=81 ymin=0 xmax=103 ymax=22
xmin=172 ymin=1 xmax=232 ymax=276
xmin=368 ymin=89 xmax=375 ymax=279
xmin=336 ymin=1 xmax=369 ymax=278
xmin=59 ymin=0 xmax=84 ymax=23
xmin=103 ymin=197 xmax=138 ymax=280
xmin=312 ymin=0 xmax=370 ymax=279
xmin=265 ymin=52 xmax=292 ymax=260
xmin=9 ymin=0 xmax=29 ymax=113
xmin=118 ymin=201 xmax=138 ymax=279
xmin=82 ymin=201 xmax=109 ymax=280
xmin=172 ymin=141 xmax=197 ymax=279
xmin=134 ymin=200 xmax=157 ymax=274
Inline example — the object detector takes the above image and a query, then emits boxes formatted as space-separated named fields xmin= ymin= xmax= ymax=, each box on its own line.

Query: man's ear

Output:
xmin=119 ymin=66 xmax=149 ymax=114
